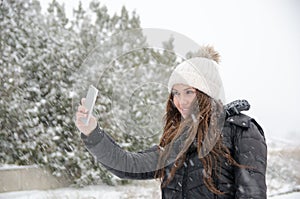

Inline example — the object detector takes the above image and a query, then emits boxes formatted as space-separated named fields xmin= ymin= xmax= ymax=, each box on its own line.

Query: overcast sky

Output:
xmin=41 ymin=0 xmax=300 ymax=142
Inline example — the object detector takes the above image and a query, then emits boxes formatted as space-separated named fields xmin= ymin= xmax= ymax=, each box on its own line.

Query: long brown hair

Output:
xmin=155 ymin=90 xmax=240 ymax=195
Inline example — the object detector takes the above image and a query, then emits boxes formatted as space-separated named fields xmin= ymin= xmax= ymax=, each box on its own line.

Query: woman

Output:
xmin=75 ymin=46 xmax=267 ymax=198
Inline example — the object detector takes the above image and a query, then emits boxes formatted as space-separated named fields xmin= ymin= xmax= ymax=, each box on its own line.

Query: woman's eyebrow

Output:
xmin=172 ymin=87 xmax=194 ymax=92
xmin=183 ymin=87 xmax=195 ymax=91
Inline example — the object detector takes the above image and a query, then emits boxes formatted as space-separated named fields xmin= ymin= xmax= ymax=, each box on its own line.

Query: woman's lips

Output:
xmin=181 ymin=108 xmax=189 ymax=115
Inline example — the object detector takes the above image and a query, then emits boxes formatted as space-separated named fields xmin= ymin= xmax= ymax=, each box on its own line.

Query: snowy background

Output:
xmin=0 ymin=137 xmax=299 ymax=199
xmin=1 ymin=0 xmax=299 ymax=198
xmin=40 ymin=0 xmax=300 ymax=142
xmin=1 ymin=183 xmax=300 ymax=199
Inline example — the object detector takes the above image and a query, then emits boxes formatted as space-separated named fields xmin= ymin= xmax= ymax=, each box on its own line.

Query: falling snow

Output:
xmin=0 ymin=0 xmax=299 ymax=198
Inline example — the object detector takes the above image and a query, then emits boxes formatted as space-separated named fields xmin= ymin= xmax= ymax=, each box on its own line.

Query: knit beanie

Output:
xmin=167 ymin=46 xmax=225 ymax=103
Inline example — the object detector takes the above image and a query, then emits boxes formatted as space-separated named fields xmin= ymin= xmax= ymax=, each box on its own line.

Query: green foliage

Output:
xmin=0 ymin=0 xmax=179 ymax=186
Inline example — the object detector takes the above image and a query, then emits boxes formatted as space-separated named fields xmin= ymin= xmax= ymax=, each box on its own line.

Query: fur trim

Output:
xmin=195 ymin=45 xmax=221 ymax=64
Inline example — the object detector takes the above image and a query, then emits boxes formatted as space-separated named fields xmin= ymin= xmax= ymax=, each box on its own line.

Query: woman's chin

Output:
xmin=181 ymin=113 xmax=188 ymax=119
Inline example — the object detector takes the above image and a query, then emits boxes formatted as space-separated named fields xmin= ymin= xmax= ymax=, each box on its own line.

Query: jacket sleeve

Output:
xmin=231 ymin=115 xmax=267 ymax=199
xmin=81 ymin=126 xmax=160 ymax=180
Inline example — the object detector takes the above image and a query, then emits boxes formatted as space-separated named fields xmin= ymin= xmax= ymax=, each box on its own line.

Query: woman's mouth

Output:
xmin=181 ymin=108 xmax=190 ymax=115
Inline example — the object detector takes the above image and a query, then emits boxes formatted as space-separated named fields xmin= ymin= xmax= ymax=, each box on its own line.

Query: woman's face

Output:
xmin=172 ymin=84 xmax=197 ymax=119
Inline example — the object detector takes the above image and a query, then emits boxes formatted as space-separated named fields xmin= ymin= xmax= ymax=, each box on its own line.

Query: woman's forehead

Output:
xmin=172 ymin=84 xmax=195 ymax=90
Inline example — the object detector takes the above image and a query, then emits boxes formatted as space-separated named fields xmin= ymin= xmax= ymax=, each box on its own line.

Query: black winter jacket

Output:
xmin=81 ymin=110 xmax=267 ymax=198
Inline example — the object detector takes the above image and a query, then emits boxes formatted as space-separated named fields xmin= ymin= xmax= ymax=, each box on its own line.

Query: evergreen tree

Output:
xmin=0 ymin=0 xmax=181 ymax=186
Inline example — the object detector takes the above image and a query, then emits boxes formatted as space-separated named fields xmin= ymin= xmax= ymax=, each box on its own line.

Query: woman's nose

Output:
xmin=178 ymin=95 xmax=188 ymax=106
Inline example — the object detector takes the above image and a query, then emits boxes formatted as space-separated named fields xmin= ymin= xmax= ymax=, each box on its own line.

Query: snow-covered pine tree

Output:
xmin=0 ymin=0 xmax=181 ymax=186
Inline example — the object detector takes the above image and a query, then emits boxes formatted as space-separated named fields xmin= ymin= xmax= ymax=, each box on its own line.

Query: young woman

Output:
xmin=75 ymin=46 xmax=267 ymax=198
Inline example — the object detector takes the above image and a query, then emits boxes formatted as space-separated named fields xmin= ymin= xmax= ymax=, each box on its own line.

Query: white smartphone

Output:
xmin=81 ymin=85 xmax=98 ymax=125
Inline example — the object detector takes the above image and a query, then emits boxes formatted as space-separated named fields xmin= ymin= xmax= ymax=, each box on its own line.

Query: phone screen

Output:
xmin=81 ymin=85 xmax=98 ymax=125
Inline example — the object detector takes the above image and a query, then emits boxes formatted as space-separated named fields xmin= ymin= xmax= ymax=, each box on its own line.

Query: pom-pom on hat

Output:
xmin=168 ymin=45 xmax=225 ymax=103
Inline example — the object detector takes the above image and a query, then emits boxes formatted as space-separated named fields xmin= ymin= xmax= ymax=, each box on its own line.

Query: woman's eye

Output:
xmin=172 ymin=91 xmax=179 ymax=96
xmin=186 ymin=90 xmax=195 ymax=95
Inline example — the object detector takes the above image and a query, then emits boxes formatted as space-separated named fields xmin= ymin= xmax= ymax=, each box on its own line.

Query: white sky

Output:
xmin=41 ymin=0 xmax=300 ymax=142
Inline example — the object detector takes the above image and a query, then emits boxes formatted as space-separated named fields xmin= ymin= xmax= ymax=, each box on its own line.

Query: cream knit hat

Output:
xmin=168 ymin=46 xmax=225 ymax=103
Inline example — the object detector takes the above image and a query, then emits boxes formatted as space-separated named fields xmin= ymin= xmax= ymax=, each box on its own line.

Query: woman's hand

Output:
xmin=75 ymin=98 xmax=97 ymax=136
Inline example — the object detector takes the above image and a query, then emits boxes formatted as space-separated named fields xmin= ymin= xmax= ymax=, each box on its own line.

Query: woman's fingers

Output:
xmin=81 ymin=98 xmax=86 ymax=106
xmin=76 ymin=99 xmax=89 ymax=122
xmin=75 ymin=98 xmax=97 ymax=136
xmin=78 ymin=105 xmax=88 ymax=113
xmin=76 ymin=112 xmax=87 ymax=119
xmin=78 ymin=97 xmax=88 ymax=113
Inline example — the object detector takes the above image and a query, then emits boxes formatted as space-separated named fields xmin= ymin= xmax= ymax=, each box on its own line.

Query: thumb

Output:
xmin=81 ymin=98 xmax=86 ymax=106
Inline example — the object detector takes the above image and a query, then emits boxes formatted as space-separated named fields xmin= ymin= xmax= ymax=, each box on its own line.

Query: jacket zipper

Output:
xmin=182 ymin=155 xmax=189 ymax=198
